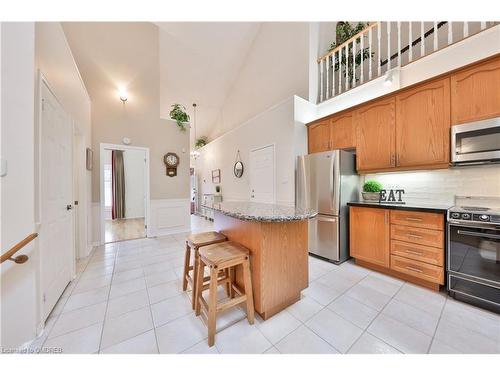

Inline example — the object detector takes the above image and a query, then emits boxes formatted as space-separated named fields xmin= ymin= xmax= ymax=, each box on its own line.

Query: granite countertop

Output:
xmin=213 ymin=201 xmax=318 ymax=222
xmin=347 ymin=201 xmax=451 ymax=214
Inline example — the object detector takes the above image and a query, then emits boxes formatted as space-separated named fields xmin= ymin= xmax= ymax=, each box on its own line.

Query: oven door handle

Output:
xmin=456 ymin=230 xmax=500 ymax=240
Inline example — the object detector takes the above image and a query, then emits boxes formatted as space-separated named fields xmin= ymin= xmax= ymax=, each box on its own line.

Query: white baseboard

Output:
xmin=150 ymin=198 xmax=190 ymax=237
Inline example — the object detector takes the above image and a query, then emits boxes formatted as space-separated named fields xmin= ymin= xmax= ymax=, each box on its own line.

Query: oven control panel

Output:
xmin=449 ymin=212 xmax=500 ymax=224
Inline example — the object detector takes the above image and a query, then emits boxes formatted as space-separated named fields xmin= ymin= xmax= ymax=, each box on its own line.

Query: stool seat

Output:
xmin=187 ymin=231 xmax=227 ymax=247
xmin=199 ymin=241 xmax=249 ymax=267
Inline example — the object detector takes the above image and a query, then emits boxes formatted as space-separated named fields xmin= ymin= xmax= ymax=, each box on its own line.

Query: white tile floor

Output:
xmin=32 ymin=215 xmax=500 ymax=354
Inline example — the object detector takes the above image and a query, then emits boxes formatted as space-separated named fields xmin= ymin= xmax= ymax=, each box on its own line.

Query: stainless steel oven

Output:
xmin=447 ymin=222 xmax=500 ymax=312
xmin=451 ymin=117 xmax=500 ymax=165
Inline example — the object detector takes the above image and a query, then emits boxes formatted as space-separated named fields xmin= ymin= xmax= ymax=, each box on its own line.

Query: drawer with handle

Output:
xmin=390 ymin=240 xmax=444 ymax=266
xmin=390 ymin=255 xmax=444 ymax=284
xmin=390 ymin=210 xmax=444 ymax=230
xmin=391 ymin=224 xmax=444 ymax=248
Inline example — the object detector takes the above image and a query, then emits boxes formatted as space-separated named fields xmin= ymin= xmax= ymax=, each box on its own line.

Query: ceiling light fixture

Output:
xmin=190 ymin=103 xmax=200 ymax=160
xmin=384 ymin=70 xmax=394 ymax=87
xmin=118 ymin=86 xmax=128 ymax=103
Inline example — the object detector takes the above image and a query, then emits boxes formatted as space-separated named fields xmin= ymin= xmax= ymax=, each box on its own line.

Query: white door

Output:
xmin=249 ymin=145 xmax=275 ymax=203
xmin=40 ymin=82 xmax=74 ymax=321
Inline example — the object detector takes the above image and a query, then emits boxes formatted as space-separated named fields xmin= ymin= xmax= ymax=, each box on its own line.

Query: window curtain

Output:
xmin=112 ymin=150 xmax=126 ymax=219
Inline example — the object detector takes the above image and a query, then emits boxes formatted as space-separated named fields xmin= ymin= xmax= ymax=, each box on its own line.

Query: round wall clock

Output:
xmin=164 ymin=152 xmax=179 ymax=177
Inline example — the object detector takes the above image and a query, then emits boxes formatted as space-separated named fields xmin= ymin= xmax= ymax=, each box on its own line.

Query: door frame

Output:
xmin=249 ymin=143 xmax=276 ymax=204
xmin=35 ymin=72 xmax=76 ymax=329
xmin=99 ymin=142 xmax=151 ymax=244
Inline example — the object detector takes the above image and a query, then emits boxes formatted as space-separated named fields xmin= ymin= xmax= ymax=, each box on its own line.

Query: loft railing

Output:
xmin=317 ymin=21 xmax=499 ymax=103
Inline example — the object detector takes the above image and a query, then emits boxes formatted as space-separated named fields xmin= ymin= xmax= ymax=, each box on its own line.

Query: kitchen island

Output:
xmin=213 ymin=201 xmax=317 ymax=320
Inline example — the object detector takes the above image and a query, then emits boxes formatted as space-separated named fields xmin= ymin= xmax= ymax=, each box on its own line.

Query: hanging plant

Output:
xmin=328 ymin=22 xmax=374 ymax=85
xmin=169 ymin=104 xmax=190 ymax=131
xmin=195 ymin=136 xmax=208 ymax=149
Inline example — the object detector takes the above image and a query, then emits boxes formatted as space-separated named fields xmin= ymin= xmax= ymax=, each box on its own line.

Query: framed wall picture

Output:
xmin=86 ymin=148 xmax=93 ymax=171
xmin=212 ymin=169 xmax=220 ymax=184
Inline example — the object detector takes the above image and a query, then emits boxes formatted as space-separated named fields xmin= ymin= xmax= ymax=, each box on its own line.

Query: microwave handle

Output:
xmin=457 ymin=230 xmax=500 ymax=240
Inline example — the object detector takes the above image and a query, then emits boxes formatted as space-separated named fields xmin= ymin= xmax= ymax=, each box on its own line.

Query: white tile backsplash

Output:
xmin=362 ymin=164 xmax=500 ymax=206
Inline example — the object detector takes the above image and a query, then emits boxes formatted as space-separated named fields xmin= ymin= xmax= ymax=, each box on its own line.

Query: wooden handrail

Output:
xmin=0 ymin=233 xmax=37 ymax=264
xmin=317 ymin=22 xmax=379 ymax=63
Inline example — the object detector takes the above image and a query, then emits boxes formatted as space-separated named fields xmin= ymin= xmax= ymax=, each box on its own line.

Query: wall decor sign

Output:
xmin=86 ymin=148 xmax=93 ymax=171
xmin=164 ymin=152 xmax=179 ymax=177
xmin=212 ymin=169 xmax=221 ymax=184
xmin=379 ymin=189 xmax=405 ymax=204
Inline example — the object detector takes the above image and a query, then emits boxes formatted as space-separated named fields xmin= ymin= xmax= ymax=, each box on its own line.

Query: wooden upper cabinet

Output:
xmin=355 ymin=98 xmax=396 ymax=171
xmin=350 ymin=206 xmax=390 ymax=267
xmin=308 ymin=120 xmax=330 ymax=153
xmin=451 ymin=56 xmax=500 ymax=124
xmin=330 ymin=113 xmax=355 ymax=149
xmin=396 ymin=78 xmax=451 ymax=168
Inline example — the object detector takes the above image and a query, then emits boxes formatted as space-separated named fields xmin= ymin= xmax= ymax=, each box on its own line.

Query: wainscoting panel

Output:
xmin=150 ymin=199 xmax=190 ymax=237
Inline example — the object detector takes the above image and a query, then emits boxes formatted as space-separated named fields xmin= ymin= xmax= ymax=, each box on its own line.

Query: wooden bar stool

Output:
xmin=195 ymin=241 xmax=255 ymax=347
xmin=183 ymin=231 xmax=227 ymax=310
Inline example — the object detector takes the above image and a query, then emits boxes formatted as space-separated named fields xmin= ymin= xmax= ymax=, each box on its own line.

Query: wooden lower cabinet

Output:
xmin=350 ymin=206 xmax=445 ymax=290
xmin=349 ymin=207 xmax=390 ymax=267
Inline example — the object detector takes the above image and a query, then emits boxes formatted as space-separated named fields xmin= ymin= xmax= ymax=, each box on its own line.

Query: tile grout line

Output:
xmin=144 ymin=261 xmax=161 ymax=355
xmin=96 ymin=243 xmax=119 ymax=353
xmin=426 ymin=296 xmax=449 ymax=354
xmin=344 ymin=280 xmax=406 ymax=354
xmin=39 ymin=246 xmax=99 ymax=350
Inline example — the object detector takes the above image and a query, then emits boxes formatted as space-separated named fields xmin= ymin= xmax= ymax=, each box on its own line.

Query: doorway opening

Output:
xmin=100 ymin=144 xmax=150 ymax=244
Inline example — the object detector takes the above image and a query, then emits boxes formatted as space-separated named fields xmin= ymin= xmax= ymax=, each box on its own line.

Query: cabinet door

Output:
xmin=308 ymin=121 xmax=330 ymax=153
xmin=349 ymin=207 xmax=390 ymax=267
xmin=355 ymin=98 xmax=396 ymax=171
xmin=451 ymin=56 xmax=500 ymax=124
xmin=396 ymin=78 xmax=451 ymax=167
xmin=330 ymin=112 xmax=355 ymax=149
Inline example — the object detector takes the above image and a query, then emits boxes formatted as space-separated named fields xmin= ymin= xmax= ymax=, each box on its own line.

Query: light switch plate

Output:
xmin=0 ymin=158 xmax=7 ymax=177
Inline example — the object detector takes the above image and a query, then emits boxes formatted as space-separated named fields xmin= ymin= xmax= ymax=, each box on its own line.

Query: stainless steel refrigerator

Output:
xmin=296 ymin=150 xmax=359 ymax=263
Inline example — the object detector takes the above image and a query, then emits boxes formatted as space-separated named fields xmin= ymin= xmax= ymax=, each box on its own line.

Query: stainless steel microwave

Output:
xmin=451 ymin=117 xmax=500 ymax=165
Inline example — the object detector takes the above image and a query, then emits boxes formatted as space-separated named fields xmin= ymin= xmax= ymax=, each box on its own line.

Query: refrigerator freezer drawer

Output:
xmin=309 ymin=215 xmax=339 ymax=262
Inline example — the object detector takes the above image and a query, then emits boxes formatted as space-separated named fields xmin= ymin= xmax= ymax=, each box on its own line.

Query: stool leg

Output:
xmin=195 ymin=259 xmax=205 ymax=317
xmin=242 ymin=259 xmax=255 ymax=325
xmin=192 ymin=248 xmax=200 ymax=310
xmin=182 ymin=243 xmax=191 ymax=291
xmin=207 ymin=267 xmax=218 ymax=347
xmin=223 ymin=268 xmax=231 ymax=298
xmin=228 ymin=266 xmax=235 ymax=298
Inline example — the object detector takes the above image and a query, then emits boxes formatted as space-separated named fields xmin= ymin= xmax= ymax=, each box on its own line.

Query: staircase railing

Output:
xmin=317 ymin=21 xmax=499 ymax=103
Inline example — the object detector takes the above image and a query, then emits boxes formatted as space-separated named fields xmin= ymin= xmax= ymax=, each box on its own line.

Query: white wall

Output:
xmin=1 ymin=21 xmax=37 ymax=349
xmin=195 ymin=96 xmax=307 ymax=206
xmin=123 ymin=149 xmax=145 ymax=219
xmin=208 ymin=23 xmax=309 ymax=140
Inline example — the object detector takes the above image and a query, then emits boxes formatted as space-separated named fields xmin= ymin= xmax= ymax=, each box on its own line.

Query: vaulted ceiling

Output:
xmin=156 ymin=22 xmax=261 ymax=143
xmin=62 ymin=22 xmax=262 ymax=146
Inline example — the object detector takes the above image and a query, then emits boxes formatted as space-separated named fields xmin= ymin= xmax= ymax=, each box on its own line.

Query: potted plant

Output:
xmin=169 ymin=104 xmax=190 ymax=131
xmin=195 ymin=136 xmax=208 ymax=149
xmin=362 ymin=180 xmax=383 ymax=201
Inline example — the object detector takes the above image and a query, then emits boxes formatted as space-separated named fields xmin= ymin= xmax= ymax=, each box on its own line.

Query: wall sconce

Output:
xmin=118 ymin=87 xmax=128 ymax=103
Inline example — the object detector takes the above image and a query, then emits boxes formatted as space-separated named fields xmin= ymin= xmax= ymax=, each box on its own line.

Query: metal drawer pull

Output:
xmin=456 ymin=230 xmax=500 ymax=240
xmin=407 ymin=233 xmax=423 ymax=239
xmin=405 ymin=217 xmax=423 ymax=222
xmin=406 ymin=265 xmax=423 ymax=273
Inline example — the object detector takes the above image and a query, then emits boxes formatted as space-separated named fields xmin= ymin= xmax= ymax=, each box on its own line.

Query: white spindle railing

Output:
xmin=316 ymin=21 xmax=497 ymax=103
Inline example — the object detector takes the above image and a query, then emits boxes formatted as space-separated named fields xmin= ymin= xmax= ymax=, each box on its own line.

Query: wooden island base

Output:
xmin=214 ymin=211 xmax=309 ymax=320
